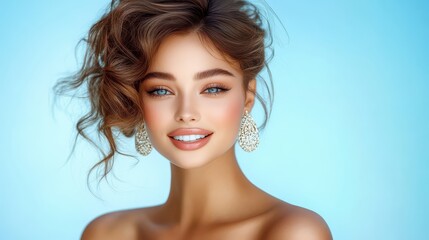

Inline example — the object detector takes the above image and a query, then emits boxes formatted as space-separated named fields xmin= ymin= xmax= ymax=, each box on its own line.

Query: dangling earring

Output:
xmin=135 ymin=122 xmax=152 ymax=156
xmin=238 ymin=110 xmax=259 ymax=152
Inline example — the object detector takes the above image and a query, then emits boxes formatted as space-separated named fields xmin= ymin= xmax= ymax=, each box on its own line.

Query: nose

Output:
xmin=174 ymin=94 xmax=200 ymax=123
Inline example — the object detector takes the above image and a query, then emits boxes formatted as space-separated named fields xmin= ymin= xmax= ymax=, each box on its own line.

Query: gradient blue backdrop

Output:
xmin=1 ymin=0 xmax=428 ymax=239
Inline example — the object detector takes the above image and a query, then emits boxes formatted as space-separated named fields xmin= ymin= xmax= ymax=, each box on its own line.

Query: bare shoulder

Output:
xmin=80 ymin=208 xmax=150 ymax=240
xmin=264 ymin=203 xmax=332 ymax=240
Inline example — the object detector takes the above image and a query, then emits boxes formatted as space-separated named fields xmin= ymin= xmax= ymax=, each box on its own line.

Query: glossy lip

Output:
xmin=167 ymin=128 xmax=213 ymax=151
xmin=168 ymin=128 xmax=213 ymax=137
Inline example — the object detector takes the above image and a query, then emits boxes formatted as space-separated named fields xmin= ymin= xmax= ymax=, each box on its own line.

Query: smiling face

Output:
xmin=139 ymin=32 xmax=255 ymax=169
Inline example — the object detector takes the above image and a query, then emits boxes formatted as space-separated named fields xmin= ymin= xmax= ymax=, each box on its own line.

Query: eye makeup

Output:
xmin=146 ymin=86 xmax=173 ymax=97
xmin=201 ymin=83 xmax=231 ymax=95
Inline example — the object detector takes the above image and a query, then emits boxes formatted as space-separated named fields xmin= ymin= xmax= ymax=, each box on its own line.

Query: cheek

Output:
xmin=205 ymin=92 xmax=245 ymax=130
xmin=218 ymin=101 xmax=242 ymax=125
xmin=142 ymin=99 xmax=171 ymax=132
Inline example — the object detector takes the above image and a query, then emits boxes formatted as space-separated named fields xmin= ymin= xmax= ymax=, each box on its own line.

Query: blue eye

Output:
xmin=149 ymin=88 xmax=171 ymax=96
xmin=205 ymin=87 xmax=222 ymax=94
xmin=204 ymin=84 xmax=230 ymax=95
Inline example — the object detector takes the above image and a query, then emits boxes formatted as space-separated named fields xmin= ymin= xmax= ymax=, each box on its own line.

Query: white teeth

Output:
xmin=173 ymin=134 xmax=207 ymax=142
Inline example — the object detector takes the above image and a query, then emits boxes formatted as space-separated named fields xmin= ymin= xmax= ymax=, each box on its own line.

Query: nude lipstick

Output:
xmin=167 ymin=128 xmax=213 ymax=151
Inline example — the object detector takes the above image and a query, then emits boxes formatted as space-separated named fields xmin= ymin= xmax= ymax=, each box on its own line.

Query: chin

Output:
xmin=159 ymin=145 xmax=236 ymax=170
xmin=169 ymin=159 xmax=213 ymax=169
xmin=163 ymin=151 xmax=218 ymax=169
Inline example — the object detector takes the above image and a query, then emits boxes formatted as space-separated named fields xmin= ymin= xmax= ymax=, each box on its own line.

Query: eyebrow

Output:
xmin=142 ymin=68 xmax=235 ymax=81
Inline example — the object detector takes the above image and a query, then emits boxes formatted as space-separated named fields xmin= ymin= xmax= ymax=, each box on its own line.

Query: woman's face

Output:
xmin=140 ymin=32 xmax=254 ymax=169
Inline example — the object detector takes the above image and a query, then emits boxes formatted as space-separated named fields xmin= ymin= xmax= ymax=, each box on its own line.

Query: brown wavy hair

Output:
xmin=54 ymin=0 xmax=274 ymax=184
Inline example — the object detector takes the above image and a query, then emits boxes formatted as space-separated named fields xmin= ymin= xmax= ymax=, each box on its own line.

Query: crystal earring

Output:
xmin=135 ymin=122 xmax=152 ymax=156
xmin=238 ymin=110 xmax=259 ymax=152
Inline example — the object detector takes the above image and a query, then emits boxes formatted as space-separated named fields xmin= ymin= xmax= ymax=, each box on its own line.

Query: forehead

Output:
xmin=148 ymin=32 xmax=242 ymax=77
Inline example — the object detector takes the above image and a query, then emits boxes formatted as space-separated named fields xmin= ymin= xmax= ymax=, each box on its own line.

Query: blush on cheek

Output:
xmin=211 ymin=98 xmax=244 ymax=131
xmin=228 ymin=101 xmax=244 ymax=123
xmin=231 ymin=91 xmax=246 ymax=117
xmin=142 ymin=103 xmax=167 ymax=137
xmin=142 ymin=99 xmax=172 ymax=123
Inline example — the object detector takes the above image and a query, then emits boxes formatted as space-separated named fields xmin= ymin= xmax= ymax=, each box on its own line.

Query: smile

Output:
xmin=168 ymin=128 xmax=213 ymax=151
xmin=173 ymin=134 xmax=208 ymax=142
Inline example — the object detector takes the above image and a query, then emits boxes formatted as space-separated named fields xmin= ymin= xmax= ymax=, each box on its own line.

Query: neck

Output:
xmin=161 ymin=147 xmax=258 ymax=228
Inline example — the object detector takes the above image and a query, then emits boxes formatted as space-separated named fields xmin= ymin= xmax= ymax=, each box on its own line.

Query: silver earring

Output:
xmin=135 ymin=122 xmax=152 ymax=156
xmin=238 ymin=110 xmax=259 ymax=152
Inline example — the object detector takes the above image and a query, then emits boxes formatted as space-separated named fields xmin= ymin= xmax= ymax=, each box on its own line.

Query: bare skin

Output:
xmin=81 ymin=33 xmax=332 ymax=240
xmin=81 ymin=148 xmax=332 ymax=240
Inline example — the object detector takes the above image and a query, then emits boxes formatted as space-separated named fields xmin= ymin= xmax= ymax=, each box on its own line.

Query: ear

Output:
xmin=244 ymin=79 xmax=256 ymax=111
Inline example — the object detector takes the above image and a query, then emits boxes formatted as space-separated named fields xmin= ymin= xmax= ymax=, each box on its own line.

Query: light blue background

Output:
xmin=1 ymin=0 xmax=428 ymax=239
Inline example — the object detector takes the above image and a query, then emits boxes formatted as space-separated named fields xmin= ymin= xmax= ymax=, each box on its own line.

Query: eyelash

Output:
xmin=147 ymin=87 xmax=172 ymax=97
xmin=146 ymin=84 xmax=230 ymax=97
xmin=202 ymin=84 xmax=230 ymax=95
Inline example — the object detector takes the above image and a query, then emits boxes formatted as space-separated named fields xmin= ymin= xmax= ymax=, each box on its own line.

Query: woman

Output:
xmin=56 ymin=0 xmax=332 ymax=239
